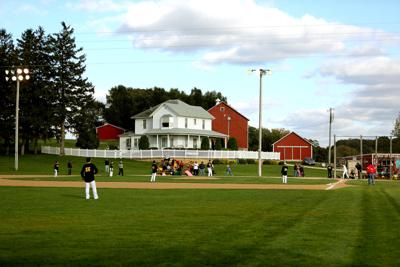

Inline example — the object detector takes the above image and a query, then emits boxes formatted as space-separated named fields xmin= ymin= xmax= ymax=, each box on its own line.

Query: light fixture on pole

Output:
xmin=5 ymin=68 xmax=30 ymax=171
xmin=249 ymin=68 xmax=272 ymax=177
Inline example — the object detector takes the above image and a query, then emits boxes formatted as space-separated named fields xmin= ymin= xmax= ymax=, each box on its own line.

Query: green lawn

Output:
xmin=0 ymin=184 xmax=399 ymax=266
xmin=1 ymin=154 xmax=400 ymax=266
xmin=0 ymin=154 xmax=328 ymax=178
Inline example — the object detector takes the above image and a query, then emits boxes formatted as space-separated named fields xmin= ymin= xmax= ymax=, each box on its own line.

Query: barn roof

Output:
xmin=96 ymin=123 xmax=125 ymax=131
xmin=272 ymin=132 xmax=314 ymax=146
xmin=208 ymin=101 xmax=249 ymax=121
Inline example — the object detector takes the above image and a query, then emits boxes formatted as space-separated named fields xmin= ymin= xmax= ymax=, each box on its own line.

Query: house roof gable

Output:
xmin=132 ymin=99 xmax=214 ymax=119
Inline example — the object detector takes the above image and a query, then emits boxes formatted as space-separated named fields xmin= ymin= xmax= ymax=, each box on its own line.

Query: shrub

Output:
xmin=138 ymin=136 xmax=150 ymax=150
xmin=246 ymin=159 xmax=256 ymax=164
xmin=238 ymin=159 xmax=247 ymax=164
xmin=201 ymin=137 xmax=210 ymax=150
xmin=227 ymin=137 xmax=238 ymax=150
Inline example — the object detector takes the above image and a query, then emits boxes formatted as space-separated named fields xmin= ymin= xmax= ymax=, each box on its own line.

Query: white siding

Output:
xmin=152 ymin=106 xmax=176 ymax=129
xmin=135 ymin=118 xmax=153 ymax=134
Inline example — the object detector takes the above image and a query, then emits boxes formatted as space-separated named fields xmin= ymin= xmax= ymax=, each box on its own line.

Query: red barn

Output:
xmin=208 ymin=100 xmax=249 ymax=150
xmin=272 ymin=132 xmax=313 ymax=161
xmin=96 ymin=123 xmax=125 ymax=141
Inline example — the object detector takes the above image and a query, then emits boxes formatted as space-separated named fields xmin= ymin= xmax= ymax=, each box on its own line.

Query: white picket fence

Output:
xmin=41 ymin=146 xmax=280 ymax=160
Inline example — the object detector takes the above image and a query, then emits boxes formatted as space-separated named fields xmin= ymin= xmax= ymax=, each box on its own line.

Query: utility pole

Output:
xmin=249 ymin=68 xmax=271 ymax=177
xmin=328 ymin=108 xmax=334 ymax=164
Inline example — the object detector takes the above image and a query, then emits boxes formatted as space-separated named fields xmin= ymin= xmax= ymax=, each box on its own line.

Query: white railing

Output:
xmin=41 ymin=146 xmax=280 ymax=160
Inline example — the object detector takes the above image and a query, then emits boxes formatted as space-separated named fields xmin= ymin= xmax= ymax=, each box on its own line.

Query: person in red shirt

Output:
xmin=366 ymin=162 xmax=376 ymax=185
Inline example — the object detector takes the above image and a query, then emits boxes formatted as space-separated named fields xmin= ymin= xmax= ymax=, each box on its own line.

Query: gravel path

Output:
xmin=0 ymin=175 xmax=349 ymax=190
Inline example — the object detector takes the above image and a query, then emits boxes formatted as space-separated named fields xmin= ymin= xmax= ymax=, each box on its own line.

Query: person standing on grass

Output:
xmin=226 ymin=164 xmax=233 ymax=176
xmin=54 ymin=161 xmax=59 ymax=177
xmin=80 ymin=157 xmax=99 ymax=200
xmin=327 ymin=164 xmax=333 ymax=178
xmin=109 ymin=161 xmax=114 ymax=177
xmin=67 ymin=160 xmax=72 ymax=175
xmin=293 ymin=163 xmax=298 ymax=177
xmin=193 ymin=161 xmax=199 ymax=176
xmin=150 ymin=160 xmax=158 ymax=182
xmin=366 ymin=162 xmax=376 ymax=185
xmin=105 ymin=159 xmax=110 ymax=174
xmin=207 ymin=160 xmax=213 ymax=177
xmin=281 ymin=163 xmax=288 ymax=184
xmin=342 ymin=164 xmax=349 ymax=179
xmin=199 ymin=161 xmax=205 ymax=176
xmin=118 ymin=160 xmax=124 ymax=176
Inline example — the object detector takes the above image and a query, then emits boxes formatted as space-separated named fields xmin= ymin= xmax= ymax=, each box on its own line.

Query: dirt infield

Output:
xmin=0 ymin=175 xmax=349 ymax=190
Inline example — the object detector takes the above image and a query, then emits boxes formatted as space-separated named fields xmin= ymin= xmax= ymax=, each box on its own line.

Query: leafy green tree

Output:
xmin=227 ymin=137 xmax=238 ymax=150
xmin=248 ymin=126 xmax=289 ymax=151
xmin=139 ymin=135 xmax=149 ymax=150
xmin=73 ymin=100 xmax=103 ymax=149
xmin=48 ymin=22 xmax=95 ymax=155
xmin=0 ymin=29 xmax=17 ymax=155
xmin=103 ymin=85 xmax=136 ymax=130
xmin=201 ymin=137 xmax=210 ymax=150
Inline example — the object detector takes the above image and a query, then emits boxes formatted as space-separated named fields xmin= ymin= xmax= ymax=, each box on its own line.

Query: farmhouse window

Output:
xmin=143 ymin=120 xmax=146 ymax=129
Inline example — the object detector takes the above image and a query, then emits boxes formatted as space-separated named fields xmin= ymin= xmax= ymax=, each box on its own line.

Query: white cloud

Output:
xmin=320 ymin=57 xmax=400 ymax=85
xmin=114 ymin=0 xmax=395 ymax=65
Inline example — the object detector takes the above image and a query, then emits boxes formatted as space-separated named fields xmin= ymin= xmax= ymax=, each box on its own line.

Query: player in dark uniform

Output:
xmin=150 ymin=160 xmax=158 ymax=182
xmin=327 ymin=164 xmax=333 ymax=178
xmin=54 ymin=161 xmax=59 ymax=177
xmin=281 ymin=163 xmax=288 ymax=184
xmin=80 ymin=157 xmax=99 ymax=200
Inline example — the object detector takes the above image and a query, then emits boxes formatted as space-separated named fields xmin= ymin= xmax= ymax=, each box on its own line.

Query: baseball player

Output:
xmin=281 ymin=163 xmax=288 ymax=184
xmin=80 ymin=157 xmax=99 ymax=200
xmin=150 ymin=160 xmax=157 ymax=182
xmin=54 ymin=161 xmax=59 ymax=177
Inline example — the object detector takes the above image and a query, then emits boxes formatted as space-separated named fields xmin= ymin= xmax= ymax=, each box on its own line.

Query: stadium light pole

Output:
xmin=249 ymin=68 xmax=272 ymax=177
xmin=5 ymin=68 xmax=30 ymax=171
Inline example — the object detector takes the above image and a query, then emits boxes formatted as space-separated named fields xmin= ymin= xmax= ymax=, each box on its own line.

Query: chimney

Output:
xmin=215 ymin=98 xmax=221 ymax=106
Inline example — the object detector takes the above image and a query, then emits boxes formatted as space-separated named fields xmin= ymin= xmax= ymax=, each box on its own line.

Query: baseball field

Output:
xmin=0 ymin=155 xmax=399 ymax=266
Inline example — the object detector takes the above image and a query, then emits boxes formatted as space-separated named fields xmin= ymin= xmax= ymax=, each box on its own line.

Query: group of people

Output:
xmin=293 ymin=163 xmax=305 ymax=177
xmin=104 ymin=159 xmax=124 ymax=177
xmin=339 ymin=162 xmax=376 ymax=185
xmin=149 ymin=158 xmax=219 ymax=182
xmin=53 ymin=160 xmax=73 ymax=177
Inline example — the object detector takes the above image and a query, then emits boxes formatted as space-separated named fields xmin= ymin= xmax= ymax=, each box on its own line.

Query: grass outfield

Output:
xmin=0 ymin=184 xmax=399 ymax=266
xmin=1 ymin=155 xmax=400 ymax=266
xmin=0 ymin=154 xmax=328 ymax=178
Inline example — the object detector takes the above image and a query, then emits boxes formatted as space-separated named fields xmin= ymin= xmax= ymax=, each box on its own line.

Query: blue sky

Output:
xmin=1 ymin=0 xmax=400 ymax=146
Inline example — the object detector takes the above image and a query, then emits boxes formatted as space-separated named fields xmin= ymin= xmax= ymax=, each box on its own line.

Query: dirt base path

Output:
xmin=0 ymin=175 xmax=349 ymax=190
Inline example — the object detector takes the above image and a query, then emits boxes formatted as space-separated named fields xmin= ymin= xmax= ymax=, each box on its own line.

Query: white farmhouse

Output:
xmin=119 ymin=99 xmax=227 ymax=149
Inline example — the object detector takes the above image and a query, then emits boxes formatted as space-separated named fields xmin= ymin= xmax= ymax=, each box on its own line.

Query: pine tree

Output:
xmin=48 ymin=22 xmax=94 ymax=155
xmin=16 ymin=27 xmax=55 ymax=154
xmin=0 ymin=29 xmax=17 ymax=154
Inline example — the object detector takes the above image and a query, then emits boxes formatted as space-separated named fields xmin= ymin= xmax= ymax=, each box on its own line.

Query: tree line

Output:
xmin=0 ymin=22 xmax=99 ymax=155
